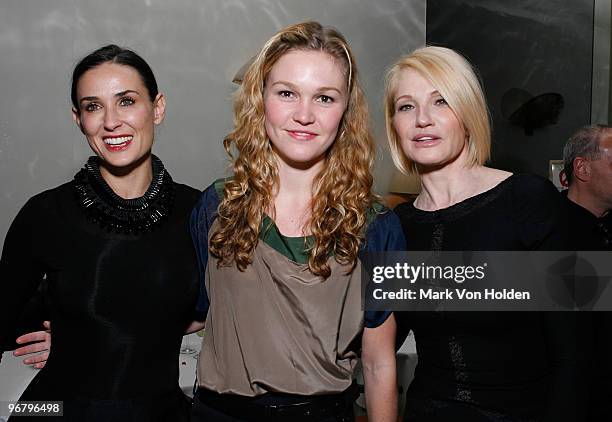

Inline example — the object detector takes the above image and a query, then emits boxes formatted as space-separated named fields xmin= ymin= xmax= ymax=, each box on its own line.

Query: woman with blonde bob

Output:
xmin=189 ymin=21 xmax=404 ymax=421
xmin=385 ymin=46 xmax=579 ymax=421
xmin=385 ymin=46 xmax=491 ymax=176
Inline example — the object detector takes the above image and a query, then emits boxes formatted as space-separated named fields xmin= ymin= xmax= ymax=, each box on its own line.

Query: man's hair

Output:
xmin=563 ymin=125 xmax=611 ymax=184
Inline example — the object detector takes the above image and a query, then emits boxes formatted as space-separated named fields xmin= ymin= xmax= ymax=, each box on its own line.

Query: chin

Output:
xmin=410 ymin=150 xmax=464 ymax=168
xmin=274 ymin=147 xmax=327 ymax=169
xmin=410 ymin=156 xmax=446 ymax=167
xmin=101 ymin=152 xmax=150 ymax=170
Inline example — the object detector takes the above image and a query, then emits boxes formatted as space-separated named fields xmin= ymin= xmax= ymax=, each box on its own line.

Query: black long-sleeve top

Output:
xmin=0 ymin=157 xmax=200 ymax=420
xmin=394 ymin=174 xmax=581 ymax=422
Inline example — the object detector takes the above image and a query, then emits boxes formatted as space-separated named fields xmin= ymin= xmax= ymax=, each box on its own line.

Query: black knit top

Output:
xmin=0 ymin=156 xmax=200 ymax=420
xmin=394 ymin=174 xmax=579 ymax=422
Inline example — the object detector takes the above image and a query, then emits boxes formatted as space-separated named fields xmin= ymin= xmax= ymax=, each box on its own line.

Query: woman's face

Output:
xmin=263 ymin=49 xmax=348 ymax=171
xmin=72 ymin=62 xmax=165 ymax=169
xmin=392 ymin=68 xmax=467 ymax=170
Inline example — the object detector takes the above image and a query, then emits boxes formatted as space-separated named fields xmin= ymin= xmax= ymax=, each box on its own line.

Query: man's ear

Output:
xmin=573 ymin=156 xmax=591 ymax=182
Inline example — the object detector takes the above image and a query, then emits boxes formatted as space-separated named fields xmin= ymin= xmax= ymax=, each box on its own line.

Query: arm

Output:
xmin=189 ymin=183 xmax=222 ymax=319
xmin=362 ymin=313 xmax=397 ymax=422
xmin=13 ymin=280 xmax=52 ymax=368
xmin=535 ymin=187 xmax=585 ymax=421
xmin=0 ymin=198 xmax=47 ymax=361
xmin=515 ymin=176 xmax=586 ymax=420
xmin=185 ymin=320 xmax=205 ymax=334
xmin=359 ymin=207 xmax=405 ymax=420
xmin=14 ymin=320 xmax=51 ymax=368
xmin=541 ymin=312 xmax=586 ymax=422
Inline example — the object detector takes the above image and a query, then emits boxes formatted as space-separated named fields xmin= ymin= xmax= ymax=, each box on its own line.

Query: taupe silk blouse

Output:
xmin=197 ymin=220 xmax=364 ymax=396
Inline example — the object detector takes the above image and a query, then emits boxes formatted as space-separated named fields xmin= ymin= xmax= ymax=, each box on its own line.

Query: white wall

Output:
xmin=0 ymin=0 xmax=425 ymax=250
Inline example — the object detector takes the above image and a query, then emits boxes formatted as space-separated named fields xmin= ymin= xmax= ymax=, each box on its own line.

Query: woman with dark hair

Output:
xmin=0 ymin=44 xmax=200 ymax=421
xmin=189 ymin=21 xmax=403 ymax=421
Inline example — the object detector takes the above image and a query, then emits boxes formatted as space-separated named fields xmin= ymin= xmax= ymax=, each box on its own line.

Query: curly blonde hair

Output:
xmin=210 ymin=21 xmax=377 ymax=277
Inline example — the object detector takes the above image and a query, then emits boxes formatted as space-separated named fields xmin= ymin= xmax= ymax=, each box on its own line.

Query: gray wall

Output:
xmin=592 ymin=0 xmax=611 ymax=125
xmin=0 ymin=0 xmax=426 ymax=251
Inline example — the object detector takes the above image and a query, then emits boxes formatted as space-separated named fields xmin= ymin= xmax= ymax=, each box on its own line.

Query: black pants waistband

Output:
xmin=195 ymin=383 xmax=358 ymax=422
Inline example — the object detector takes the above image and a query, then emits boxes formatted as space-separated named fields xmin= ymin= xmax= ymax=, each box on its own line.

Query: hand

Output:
xmin=14 ymin=321 xmax=51 ymax=369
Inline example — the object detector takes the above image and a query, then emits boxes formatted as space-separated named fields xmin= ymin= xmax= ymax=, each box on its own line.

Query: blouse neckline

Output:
xmin=404 ymin=174 xmax=515 ymax=223
xmin=260 ymin=215 xmax=312 ymax=264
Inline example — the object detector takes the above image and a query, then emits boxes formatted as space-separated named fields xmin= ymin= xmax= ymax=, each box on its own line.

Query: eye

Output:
xmin=434 ymin=97 xmax=448 ymax=106
xmin=278 ymin=90 xmax=296 ymax=99
xmin=84 ymin=102 xmax=101 ymax=112
xmin=119 ymin=96 xmax=135 ymax=106
xmin=317 ymin=95 xmax=335 ymax=104
xmin=397 ymin=103 xmax=414 ymax=112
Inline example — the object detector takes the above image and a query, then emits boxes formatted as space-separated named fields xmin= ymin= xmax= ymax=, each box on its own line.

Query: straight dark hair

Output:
xmin=71 ymin=44 xmax=158 ymax=110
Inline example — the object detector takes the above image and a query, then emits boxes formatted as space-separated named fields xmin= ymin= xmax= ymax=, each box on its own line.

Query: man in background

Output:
xmin=563 ymin=125 xmax=612 ymax=249
xmin=562 ymin=124 xmax=612 ymax=421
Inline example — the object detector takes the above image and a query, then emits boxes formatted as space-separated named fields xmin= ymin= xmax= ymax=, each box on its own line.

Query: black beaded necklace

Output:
xmin=73 ymin=155 xmax=176 ymax=234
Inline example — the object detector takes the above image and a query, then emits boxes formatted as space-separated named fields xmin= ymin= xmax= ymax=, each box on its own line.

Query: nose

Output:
xmin=416 ymin=105 xmax=433 ymax=128
xmin=103 ymin=106 xmax=121 ymax=131
xmin=292 ymin=100 xmax=315 ymax=126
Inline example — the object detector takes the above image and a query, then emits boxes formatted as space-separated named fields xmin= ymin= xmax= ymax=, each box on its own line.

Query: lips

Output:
xmin=412 ymin=134 xmax=440 ymax=142
xmin=102 ymin=135 xmax=133 ymax=151
xmin=287 ymin=130 xmax=317 ymax=141
xmin=412 ymin=133 xmax=441 ymax=147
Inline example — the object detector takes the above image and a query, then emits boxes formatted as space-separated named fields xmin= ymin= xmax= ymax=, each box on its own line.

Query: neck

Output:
xmin=416 ymin=151 xmax=482 ymax=210
xmin=270 ymin=156 xmax=323 ymax=236
xmin=567 ymin=185 xmax=609 ymax=218
xmin=274 ymin=153 xmax=323 ymax=201
xmin=99 ymin=154 xmax=153 ymax=199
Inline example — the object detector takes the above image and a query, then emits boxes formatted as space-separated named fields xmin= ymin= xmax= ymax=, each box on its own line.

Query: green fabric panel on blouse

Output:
xmin=260 ymin=216 xmax=311 ymax=264
xmin=212 ymin=178 xmax=311 ymax=264
xmin=211 ymin=177 xmax=386 ymax=264
xmin=213 ymin=178 xmax=228 ymax=198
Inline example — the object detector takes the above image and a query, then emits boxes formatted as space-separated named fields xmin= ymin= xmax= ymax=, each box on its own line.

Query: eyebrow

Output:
xmin=394 ymin=90 xmax=442 ymax=105
xmin=270 ymin=80 xmax=344 ymax=95
xmin=79 ymin=90 xmax=140 ymax=103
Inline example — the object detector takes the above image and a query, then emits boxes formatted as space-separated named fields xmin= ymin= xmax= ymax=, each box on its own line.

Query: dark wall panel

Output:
xmin=427 ymin=0 xmax=593 ymax=176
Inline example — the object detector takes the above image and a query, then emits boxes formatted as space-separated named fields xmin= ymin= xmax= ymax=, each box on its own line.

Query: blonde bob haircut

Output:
xmin=210 ymin=21 xmax=377 ymax=278
xmin=384 ymin=46 xmax=491 ymax=174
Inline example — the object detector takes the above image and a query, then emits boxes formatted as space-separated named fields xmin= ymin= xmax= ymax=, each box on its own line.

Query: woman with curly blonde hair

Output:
xmin=189 ymin=21 xmax=404 ymax=421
